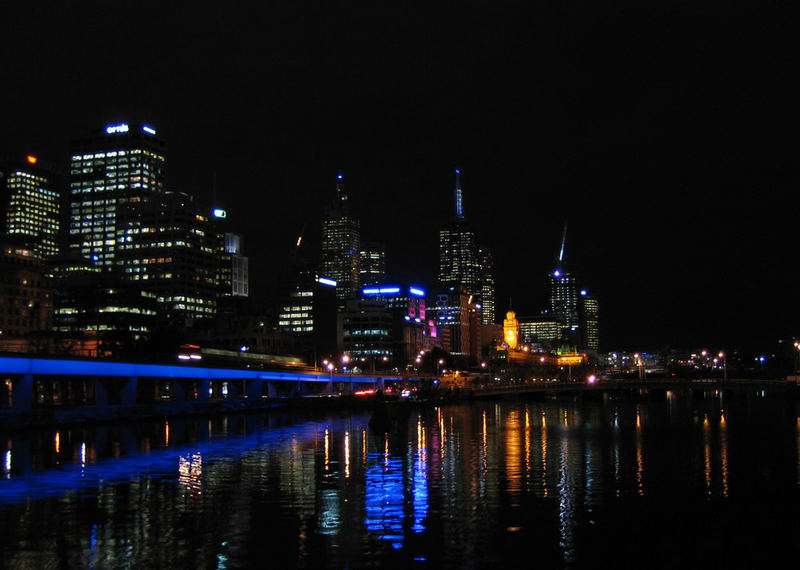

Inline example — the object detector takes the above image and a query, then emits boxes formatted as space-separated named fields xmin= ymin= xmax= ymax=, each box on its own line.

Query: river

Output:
xmin=1 ymin=391 xmax=798 ymax=568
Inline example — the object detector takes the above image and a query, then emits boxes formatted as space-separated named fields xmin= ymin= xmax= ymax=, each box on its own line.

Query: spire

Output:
xmin=330 ymin=170 xmax=350 ymax=216
xmin=558 ymin=221 xmax=568 ymax=264
xmin=454 ymin=168 xmax=464 ymax=220
xmin=335 ymin=170 xmax=346 ymax=201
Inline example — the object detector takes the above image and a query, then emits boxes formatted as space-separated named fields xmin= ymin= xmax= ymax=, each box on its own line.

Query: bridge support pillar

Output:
xmin=13 ymin=374 xmax=33 ymax=411
xmin=197 ymin=379 xmax=210 ymax=402
xmin=121 ymin=376 xmax=138 ymax=406
xmin=247 ymin=379 xmax=263 ymax=400
xmin=94 ymin=377 xmax=108 ymax=406
xmin=266 ymin=381 xmax=278 ymax=398
xmin=172 ymin=380 xmax=186 ymax=403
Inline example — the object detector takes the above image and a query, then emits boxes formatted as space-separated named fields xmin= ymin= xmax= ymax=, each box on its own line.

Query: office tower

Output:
xmin=116 ymin=191 xmax=218 ymax=327
xmin=359 ymin=241 xmax=386 ymax=286
xmin=519 ymin=315 xmax=562 ymax=347
xmin=438 ymin=170 xmax=481 ymax=300
xmin=52 ymin=271 xmax=158 ymax=346
xmin=433 ymin=286 xmax=480 ymax=363
xmin=340 ymin=284 xmax=432 ymax=368
xmin=211 ymin=207 xmax=249 ymax=298
xmin=0 ymin=153 xmax=60 ymax=260
xmin=549 ymin=223 xmax=580 ymax=344
xmin=579 ymin=289 xmax=600 ymax=351
xmin=0 ymin=240 xmax=53 ymax=343
xmin=68 ymin=122 xmax=165 ymax=267
xmin=276 ymin=269 xmax=338 ymax=363
xmin=478 ymin=246 xmax=495 ymax=324
xmin=320 ymin=172 xmax=360 ymax=303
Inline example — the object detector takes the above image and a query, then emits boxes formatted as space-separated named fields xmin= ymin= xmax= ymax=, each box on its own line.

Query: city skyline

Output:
xmin=1 ymin=1 xmax=795 ymax=354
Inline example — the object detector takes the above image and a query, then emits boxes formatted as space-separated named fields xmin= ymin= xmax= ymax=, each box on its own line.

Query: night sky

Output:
xmin=1 ymin=1 xmax=796 ymax=354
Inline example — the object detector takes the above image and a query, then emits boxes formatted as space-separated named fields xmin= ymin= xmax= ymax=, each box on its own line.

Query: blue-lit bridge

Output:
xmin=0 ymin=356 xmax=436 ymax=425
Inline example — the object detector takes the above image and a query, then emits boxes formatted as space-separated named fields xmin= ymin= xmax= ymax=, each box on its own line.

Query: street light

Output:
xmin=794 ymin=342 xmax=800 ymax=374
xmin=719 ymin=351 xmax=727 ymax=380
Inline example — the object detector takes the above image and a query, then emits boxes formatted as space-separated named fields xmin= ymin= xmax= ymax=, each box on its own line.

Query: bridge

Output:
xmin=0 ymin=355 xmax=436 ymax=425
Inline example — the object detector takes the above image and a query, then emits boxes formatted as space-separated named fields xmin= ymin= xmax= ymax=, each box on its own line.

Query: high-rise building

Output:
xmin=0 ymin=240 xmax=53 ymax=342
xmin=359 ymin=241 xmax=386 ymax=286
xmin=276 ymin=269 xmax=338 ymax=363
xmin=438 ymin=170 xmax=482 ymax=300
xmin=68 ymin=122 xmax=165 ymax=267
xmin=211 ymin=207 xmax=249 ymax=298
xmin=478 ymin=246 xmax=495 ymax=324
xmin=320 ymin=172 xmax=360 ymax=303
xmin=0 ymin=153 xmax=60 ymax=260
xmin=579 ymin=289 xmax=599 ymax=351
xmin=433 ymin=286 xmax=481 ymax=364
xmin=549 ymin=223 xmax=580 ymax=344
xmin=116 ymin=190 xmax=218 ymax=327
xmin=340 ymin=284 xmax=433 ymax=369
xmin=519 ymin=315 xmax=562 ymax=347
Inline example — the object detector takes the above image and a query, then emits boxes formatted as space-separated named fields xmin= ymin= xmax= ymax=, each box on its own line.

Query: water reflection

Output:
xmin=1 ymin=396 xmax=798 ymax=568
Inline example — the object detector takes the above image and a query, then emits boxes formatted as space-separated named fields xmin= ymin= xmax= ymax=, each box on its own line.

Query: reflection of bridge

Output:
xmin=467 ymin=377 xmax=796 ymax=398
xmin=0 ymin=356 xmax=435 ymax=424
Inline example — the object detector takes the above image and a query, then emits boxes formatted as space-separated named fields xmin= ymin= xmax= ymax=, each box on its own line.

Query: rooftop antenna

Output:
xmin=454 ymin=168 xmax=464 ymax=220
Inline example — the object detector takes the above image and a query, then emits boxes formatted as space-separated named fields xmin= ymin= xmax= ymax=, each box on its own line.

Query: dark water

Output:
xmin=2 ymin=392 xmax=800 ymax=569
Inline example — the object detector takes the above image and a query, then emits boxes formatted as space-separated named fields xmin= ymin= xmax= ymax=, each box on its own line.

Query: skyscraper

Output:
xmin=549 ymin=223 xmax=598 ymax=350
xmin=579 ymin=289 xmax=600 ymax=351
xmin=68 ymin=122 xmax=165 ymax=267
xmin=116 ymin=190 xmax=218 ymax=327
xmin=478 ymin=246 xmax=496 ymax=324
xmin=211 ymin=207 xmax=250 ymax=299
xmin=320 ymin=172 xmax=360 ymax=303
xmin=0 ymin=153 xmax=60 ymax=260
xmin=438 ymin=170 xmax=481 ymax=299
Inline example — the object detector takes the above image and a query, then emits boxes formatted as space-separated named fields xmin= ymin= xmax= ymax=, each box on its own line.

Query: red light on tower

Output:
xmin=26 ymin=155 xmax=37 ymax=164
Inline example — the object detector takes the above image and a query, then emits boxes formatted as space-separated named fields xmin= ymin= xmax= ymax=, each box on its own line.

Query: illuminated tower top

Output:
xmin=334 ymin=171 xmax=348 ymax=213
xmin=503 ymin=309 xmax=520 ymax=350
xmin=454 ymin=169 xmax=464 ymax=220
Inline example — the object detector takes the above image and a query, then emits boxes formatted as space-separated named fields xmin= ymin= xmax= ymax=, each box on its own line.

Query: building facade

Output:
xmin=0 ymin=153 xmax=60 ymax=261
xmin=359 ymin=241 xmax=386 ymax=286
xmin=68 ymin=123 xmax=165 ymax=268
xmin=579 ymin=289 xmax=599 ymax=351
xmin=116 ymin=190 xmax=218 ymax=327
xmin=320 ymin=173 xmax=360 ymax=303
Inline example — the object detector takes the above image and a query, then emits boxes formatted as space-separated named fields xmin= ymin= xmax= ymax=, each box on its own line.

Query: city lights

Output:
xmin=105 ymin=123 xmax=129 ymax=134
